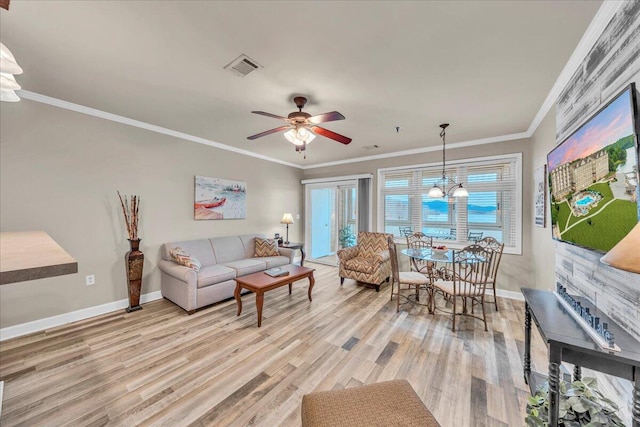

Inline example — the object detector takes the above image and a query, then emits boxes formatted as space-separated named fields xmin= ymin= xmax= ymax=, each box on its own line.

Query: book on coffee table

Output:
xmin=264 ymin=267 xmax=289 ymax=277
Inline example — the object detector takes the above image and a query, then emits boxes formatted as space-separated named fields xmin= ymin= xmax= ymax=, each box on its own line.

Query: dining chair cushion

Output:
xmin=399 ymin=271 xmax=430 ymax=285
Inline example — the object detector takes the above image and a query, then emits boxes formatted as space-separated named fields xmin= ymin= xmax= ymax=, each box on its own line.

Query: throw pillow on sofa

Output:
xmin=170 ymin=247 xmax=202 ymax=271
xmin=254 ymin=237 xmax=279 ymax=257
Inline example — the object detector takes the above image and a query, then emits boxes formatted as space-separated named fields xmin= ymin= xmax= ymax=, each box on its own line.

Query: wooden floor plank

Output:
xmin=0 ymin=263 xmax=545 ymax=426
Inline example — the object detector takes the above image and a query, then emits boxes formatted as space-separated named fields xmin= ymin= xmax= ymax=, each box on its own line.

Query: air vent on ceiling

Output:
xmin=223 ymin=54 xmax=263 ymax=77
xmin=362 ymin=145 xmax=380 ymax=150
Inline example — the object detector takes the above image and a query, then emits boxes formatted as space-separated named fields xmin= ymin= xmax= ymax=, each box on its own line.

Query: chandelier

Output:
xmin=428 ymin=123 xmax=468 ymax=198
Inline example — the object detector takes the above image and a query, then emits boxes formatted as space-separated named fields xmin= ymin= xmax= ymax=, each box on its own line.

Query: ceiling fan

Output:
xmin=247 ymin=96 xmax=352 ymax=153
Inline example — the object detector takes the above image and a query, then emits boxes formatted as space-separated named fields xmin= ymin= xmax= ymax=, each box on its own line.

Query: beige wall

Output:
xmin=0 ymin=100 xmax=303 ymax=328
xmin=302 ymin=138 xmax=534 ymax=293
xmin=528 ymin=106 xmax=557 ymax=290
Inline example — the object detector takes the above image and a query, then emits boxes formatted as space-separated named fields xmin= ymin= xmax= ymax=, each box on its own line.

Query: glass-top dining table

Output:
xmin=400 ymin=247 xmax=487 ymax=313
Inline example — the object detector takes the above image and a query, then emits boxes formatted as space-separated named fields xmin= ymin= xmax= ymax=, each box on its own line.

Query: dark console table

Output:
xmin=522 ymin=288 xmax=640 ymax=427
xmin=279 ymin=242 xmax=305 ymax=266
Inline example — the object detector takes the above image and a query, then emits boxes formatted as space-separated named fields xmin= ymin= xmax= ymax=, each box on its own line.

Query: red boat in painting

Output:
xmin=194 ymin=197 xmax=226 ymax=209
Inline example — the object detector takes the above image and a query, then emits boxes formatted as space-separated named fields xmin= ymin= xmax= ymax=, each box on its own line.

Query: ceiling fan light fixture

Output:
xmin=0 ymin=89 xmax=20 ymax=102
xmin=0 ymin=72 xmax=21 ymax=91
xmin=284 ymin=126 xmax=315 ymax=146
xmin=0 ymin=42 xmax=23 ymax=75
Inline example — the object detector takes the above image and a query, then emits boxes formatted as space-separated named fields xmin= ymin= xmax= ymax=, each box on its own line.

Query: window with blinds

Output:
xmin=379 ymin=154 xmax=521 ymax=254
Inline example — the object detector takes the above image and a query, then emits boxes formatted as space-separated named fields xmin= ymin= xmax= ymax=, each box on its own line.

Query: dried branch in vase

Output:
xmin=117 ymin=191 xmax=140 ymax=241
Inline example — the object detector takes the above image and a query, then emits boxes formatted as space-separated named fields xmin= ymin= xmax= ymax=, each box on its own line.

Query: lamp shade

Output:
xmin=600 ymin=222 xmax=640 ymax=274
xmin=428 ymin=185 xmax=444 ymax=198
xmin=280 ymin=213 xmax=294 ymax=224
xmin=452 ymin=185 xmax=468 ymax=198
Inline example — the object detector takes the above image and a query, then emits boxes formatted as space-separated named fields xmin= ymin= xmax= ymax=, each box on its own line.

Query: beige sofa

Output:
xmin=159 ymin=234 xmax=294 ymax=313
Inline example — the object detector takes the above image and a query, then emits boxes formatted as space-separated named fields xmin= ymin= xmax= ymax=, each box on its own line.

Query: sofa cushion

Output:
xmin=222 ymin=259 xmax=267 ymax=277
xmin=260 ymin=255 xmax=291 ymax=269
xmin=344 ymin=257 xmax=378 ymax=275
xmin=162 ymin=239 xmax=216 ymax=266
xmin=169 ymin=247 xmax=202 ymax=271
xmin=254 ymin=238 xmax=279 ymax=257
xmin=210 ymin=236 xmax=247 ymax=264
xmin=196 ymin=264 xmax=237 ymax=288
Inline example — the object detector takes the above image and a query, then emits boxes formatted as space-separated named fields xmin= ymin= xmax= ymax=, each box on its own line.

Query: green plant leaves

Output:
xmin=524 ymin=378 xmax=625 ymax=426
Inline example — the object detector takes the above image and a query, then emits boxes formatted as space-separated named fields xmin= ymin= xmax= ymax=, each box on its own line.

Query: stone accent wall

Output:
xmin=555 ymin=3 xmax=640 ymax=423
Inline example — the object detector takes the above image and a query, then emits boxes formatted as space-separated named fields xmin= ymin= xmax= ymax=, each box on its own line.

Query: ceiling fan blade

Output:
xmin=251 ymin=111 xmax=288 ymax=121
xmin=247 ymin=125 xmax=291 ymax=140
xmin=311 ymin=126 xmax=352 ymax=145
xmin=308 ymin=111 xmax=345 ymax=124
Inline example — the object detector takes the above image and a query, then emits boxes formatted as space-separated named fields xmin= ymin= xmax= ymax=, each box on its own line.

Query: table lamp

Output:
xmin=280 ymin=213 xmax=294 ymax=244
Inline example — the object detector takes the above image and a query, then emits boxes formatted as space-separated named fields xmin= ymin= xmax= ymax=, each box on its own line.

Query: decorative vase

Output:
xmin=125 ymin=238 xmax=143 ymax=312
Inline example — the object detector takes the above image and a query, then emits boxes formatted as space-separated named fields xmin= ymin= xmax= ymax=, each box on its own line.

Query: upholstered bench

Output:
xmin=301 ymin=379 xmax=440 ymax=427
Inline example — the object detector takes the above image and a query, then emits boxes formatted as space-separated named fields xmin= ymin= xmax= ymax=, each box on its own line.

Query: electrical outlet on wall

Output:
xmin=86 ymin=275 xmax=95 ymax=286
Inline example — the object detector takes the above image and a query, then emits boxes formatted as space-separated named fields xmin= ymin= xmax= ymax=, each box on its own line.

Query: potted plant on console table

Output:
xmin=525 ymin=377 xmax=624 ymax=426
xmin=117 ymin=191 xmax=143 ymax=313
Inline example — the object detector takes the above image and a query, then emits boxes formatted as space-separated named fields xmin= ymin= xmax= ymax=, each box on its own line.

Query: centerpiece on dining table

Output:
xmin=431 ymin=245 xmax=448 ymax=257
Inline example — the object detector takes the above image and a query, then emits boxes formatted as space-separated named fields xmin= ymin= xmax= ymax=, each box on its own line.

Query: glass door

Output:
xmin=306 ymin=181 xmax=357 ymax=266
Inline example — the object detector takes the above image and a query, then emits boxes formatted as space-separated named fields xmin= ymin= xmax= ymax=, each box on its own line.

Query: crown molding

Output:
xmin=526 ymin=0 xmax=623 ymax=136
xmin=17 ymin=90 xmax=304 ymax=169
xmin=302 ymin=132 xmax=529 ymax=169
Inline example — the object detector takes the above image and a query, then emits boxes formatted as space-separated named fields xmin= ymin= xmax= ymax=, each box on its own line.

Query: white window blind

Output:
xmin=379 ymin=154 xmax=521 ymax=253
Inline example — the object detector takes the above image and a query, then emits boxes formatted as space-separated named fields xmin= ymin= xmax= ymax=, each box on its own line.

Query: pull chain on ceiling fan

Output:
xmin=247 ymin=96 xmax=352 ymax=157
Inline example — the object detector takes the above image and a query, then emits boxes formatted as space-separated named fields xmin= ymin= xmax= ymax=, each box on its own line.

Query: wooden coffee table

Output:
xmin=234 ymin=265 xmax=315 ymax=327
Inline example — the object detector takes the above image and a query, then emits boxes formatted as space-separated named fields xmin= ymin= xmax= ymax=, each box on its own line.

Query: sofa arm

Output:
xmin=158 ymin=259 xmax=198 ymax=286
xmin=374 ymin=249 xmax=391 ymax=264
xmin=337 ymin=246 xmax=359 ymax=262
xmin=277 ymin=247 xmax=295 ymax=264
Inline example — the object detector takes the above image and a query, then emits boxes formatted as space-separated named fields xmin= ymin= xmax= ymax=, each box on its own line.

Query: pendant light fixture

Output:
xmin=428 ymin=123 xmax=468 ymax=198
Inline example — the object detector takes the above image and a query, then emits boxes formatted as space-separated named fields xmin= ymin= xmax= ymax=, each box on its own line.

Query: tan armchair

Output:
xmin=337 ymin=232 xmax=393 ymax=292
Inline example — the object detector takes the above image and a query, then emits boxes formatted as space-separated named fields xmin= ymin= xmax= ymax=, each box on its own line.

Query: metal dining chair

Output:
xmin=388 ymin=237 xmax=430 ymax=313
xmin=430 ymin=244 xmax=493 ymax=331
xmin=476 ymin=237 xmax=504 ymax=311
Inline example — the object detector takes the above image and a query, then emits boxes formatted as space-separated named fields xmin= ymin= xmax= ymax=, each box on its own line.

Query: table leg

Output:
xmin=524 ymin=303 xmax=531 ymax=385
xmin=573 ymin=365 xmax=582 ymax=382
xmin=633 ymin=370 xmax=640 ymax=427
xmin=548 ymin=344 xmax=562 ymax=427
xmin=256 ymin=291 xmax=264 ymax=327
xmin=308 ymin=274 xmax=315 ymax=301
xmin=289 ymin=283 xmax=292 ymax=294
xmin=235 ymin=283 xmax=242 ymax=316
xmin=300 ymin=246 xmax=306 ymax=267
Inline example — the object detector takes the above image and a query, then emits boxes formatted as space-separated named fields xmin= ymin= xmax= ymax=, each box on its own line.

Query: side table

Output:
xmin=279 ymin=242 xmax=305 ymax=266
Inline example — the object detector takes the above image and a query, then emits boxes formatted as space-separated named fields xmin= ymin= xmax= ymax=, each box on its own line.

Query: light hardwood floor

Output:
xmin=0 ymin=263 xmax=548 ymax=426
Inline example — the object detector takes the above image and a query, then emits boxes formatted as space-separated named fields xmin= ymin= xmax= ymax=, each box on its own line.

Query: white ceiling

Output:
xmin=0 ymin=1 xmax=602 ymax=168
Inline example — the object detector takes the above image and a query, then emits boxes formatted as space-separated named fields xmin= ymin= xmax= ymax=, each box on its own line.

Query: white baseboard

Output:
xmin=0 ymin=291 xmax=163 ymax=342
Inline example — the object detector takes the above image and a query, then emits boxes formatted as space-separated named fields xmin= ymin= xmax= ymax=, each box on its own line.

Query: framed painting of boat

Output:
xmin=194 ymin=176 xmax=247 ymax=220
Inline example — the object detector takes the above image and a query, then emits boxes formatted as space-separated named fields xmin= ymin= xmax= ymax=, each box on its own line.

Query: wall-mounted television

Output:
xmin=547 ymin=83 xmax=640 ymax=253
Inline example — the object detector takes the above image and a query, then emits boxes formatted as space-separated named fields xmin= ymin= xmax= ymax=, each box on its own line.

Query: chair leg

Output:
xmin=452 ymin=295 xmax=457 ymax=332
xmin=396 ymin=284 xmax=401 ymax=313
xmin=340 ymin=277 xmax=344 ymax=285
xmin=481 ymin=296 xmax=488 ymax=331
xmin=493 ymin=285 xmax=498 ymax=311
xmin=375 ymin=284 xmax=380 ymax=292
xmin=390 ymin=279 xmax=395 ymax=301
